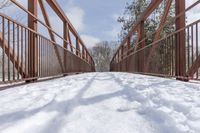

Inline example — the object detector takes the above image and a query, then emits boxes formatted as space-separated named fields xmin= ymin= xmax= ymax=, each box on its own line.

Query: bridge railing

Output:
xmin=111 ymin=19 xmax=200 ymax=80
xmin=110 ymin=0 xmax=200 ymax=81
xmin=0 ymin=0 xmax=95 ymax=84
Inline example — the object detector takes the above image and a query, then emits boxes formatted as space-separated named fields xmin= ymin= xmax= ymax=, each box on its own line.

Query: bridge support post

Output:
xmin=126 ymin=37 xmax=131 ymax=71
xmin=27 ymin=0 xmax=38 ymax=82
xmin=76 ymin=37 xmax=80 ymax=56
xmin=175 ymin=0 xmax=186 ymax=80
xmin=63 ymin=22 xmax=69 ymax=74
xmin=138 ymin=21 xmax=145 ymax=72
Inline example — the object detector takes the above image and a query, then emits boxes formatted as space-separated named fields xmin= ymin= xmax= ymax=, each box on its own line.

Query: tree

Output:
xmin=117 ymin=0 xmax=175 ymax=74
xmin=117 ymin=0 xmax=175 ymax=44
xmin=118 ymin=0 xmax=150 ymax=41
xmin=90 ymin=41 xmax=117 ymax=72
xmin=0 ymin=0 xmax=11 ymax=9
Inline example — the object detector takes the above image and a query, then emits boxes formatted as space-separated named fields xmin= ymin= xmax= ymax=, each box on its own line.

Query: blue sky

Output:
xmin=56 ymin=0 xmax=129 ymax=47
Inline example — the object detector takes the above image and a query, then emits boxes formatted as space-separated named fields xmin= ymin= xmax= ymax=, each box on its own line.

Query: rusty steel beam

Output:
xmin=68 ymin=30 xmax=73 ymax=52
xmin=138 ymin=21 xmax=145 ymax=72
xmin=28 ymin=0 xmax=38 ymax=79
xmin=38 ymin=0 xmax=64 ymax=73
xmin=76 ymin=38 xmax=81 ymax=56
xmin=63 ymin=22 xmax=69 ymax=72
xmin=38 ymin=0 xmax=55 ymax=42
xmin=63 ymin=22 xmax=69 ymax=49
xmin=154 ymin=0 xmax=173 ymax=40
xmin=145 ymin=0 xmax=173 ymax=72
xmin=175 ymin=0 xmax=186 ymax=78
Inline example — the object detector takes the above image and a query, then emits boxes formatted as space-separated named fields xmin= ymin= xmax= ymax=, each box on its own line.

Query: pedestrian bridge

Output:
xmin=0 ymin=0 xmax=200 ymax=132
xmin=0 ymin=0 xmax=200 ymax=85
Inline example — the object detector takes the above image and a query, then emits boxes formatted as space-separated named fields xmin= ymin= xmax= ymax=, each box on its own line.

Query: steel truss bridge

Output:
xmin=0 ymin=0 xmax=199 ymax=85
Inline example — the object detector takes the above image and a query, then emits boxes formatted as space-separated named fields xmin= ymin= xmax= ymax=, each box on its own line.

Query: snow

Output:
xmin=0 ymin=72 xmax=200 ymax=133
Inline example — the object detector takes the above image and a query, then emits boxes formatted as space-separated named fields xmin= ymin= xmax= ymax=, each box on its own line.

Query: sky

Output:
xmin=56 ymin=0 xmax=129 ymax=47
xmin=1 ymin=0 xmax=200 ymax=48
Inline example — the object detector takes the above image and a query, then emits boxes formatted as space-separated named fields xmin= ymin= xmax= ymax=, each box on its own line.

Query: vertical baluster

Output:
xmin=17 ymin=24 xmax=19 ymax=80
xmin=172 ymin=35 xmax=174 ymax=76
xmin=2 ymin=17 xmax=5 ymax=82
xmin=25 ymin=28 xmax=27 ymax=78
xmin=44 ymin=39 xmax=46 ymax=76
xmin=191 ymin=25 xmax=194 ymax=64
xmin=7 ymin=20 xmax=10 ymax=81
xmin=47 ymin=40 xmax=48 ymax=75
xmin=41 ymin=38 xmax=43 ymax=77
xmin=12 ymin=22 xmax=15 ymax=80
xmin=28 ymin=30 xmax=30 ymax=78
xmin=187 ymin=27 xmax=190 ymax=70
xmin=38 ymin=36 xmax=40 ymax=77
xmin=21 ymin=27 xmax=23 ymax=79
xmin=196 ymin=23 xmax=199 ymax=79
xmin=40 ymin=37 xmax=42 ymax=76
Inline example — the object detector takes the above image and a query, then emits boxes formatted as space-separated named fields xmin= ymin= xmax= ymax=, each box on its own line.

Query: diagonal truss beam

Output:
xmin=63 ymin=22 xmax=73 ymax=52
xmin=45 ymin=0 xmax=87 ymax=53
xmin=0 ymin=32 xmax=26 ymax=78
xmin=38 ymin=0 xmax=55 ymax=42
xmin=38 ymin=0 xmax=64 ymax=73
xmin=144 ymin=0 xmax=173 ymax=72
xmin=45 ymin=0 xmax=78 ymax=36
xmin=187 ymin=54 xmax=200 ymax=77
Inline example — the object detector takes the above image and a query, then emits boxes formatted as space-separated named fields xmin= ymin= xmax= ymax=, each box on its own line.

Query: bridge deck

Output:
xmin=0 ymin=73 xmax=200 ymax=133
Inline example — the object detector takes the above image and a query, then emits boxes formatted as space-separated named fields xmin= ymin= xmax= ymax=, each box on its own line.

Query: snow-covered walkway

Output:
xmin=0 ymin=72 xmax=200 ymax=133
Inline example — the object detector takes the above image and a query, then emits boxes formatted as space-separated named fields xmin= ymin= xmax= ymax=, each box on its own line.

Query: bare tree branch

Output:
xmin=0 ymin=0 xmax=11 ymax=9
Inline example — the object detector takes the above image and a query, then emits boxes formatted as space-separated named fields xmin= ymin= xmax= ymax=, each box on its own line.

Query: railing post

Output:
xmin=76 ymin=37 xmax=80 ymax=56
xmin=175 ymin=0 xmax=186 ymax=79
xmin=82 ymin=45 xmax=85 ymax=60
xmin=127 ymin=37 xmax=131 ymax=71
xmin=138 ymin=21 xmax=145 ymax=72
xmin=28 ymin=0 xmax=38 ymax=81
xmin=63 ymin=22 xmax=69 ymax=74
xmin=127 ymin=37 xmax=131 ymax=55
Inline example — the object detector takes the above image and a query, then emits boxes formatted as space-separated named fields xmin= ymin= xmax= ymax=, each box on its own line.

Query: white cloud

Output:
xmin=186 ymin=0 xmax=200 ymax=24
xmin=107 ymin=25 xmax=120 ymax=40
xmin=81 ymin=34 xmax=101 ymax=48
xmin=186 ymin=0 xmax=199 ymax=8
xmin=106 ymin=14 xmax=121 ymax=40
xmin=66 ymin=6 xmax=85 ymax=32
